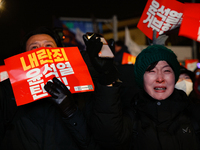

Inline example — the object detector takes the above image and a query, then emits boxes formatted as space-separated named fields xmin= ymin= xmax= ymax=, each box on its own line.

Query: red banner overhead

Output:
xmin=179 ymin=3 xmax=200 ymax=42
xmin=137 ymin=0 xmax=184 ymax=39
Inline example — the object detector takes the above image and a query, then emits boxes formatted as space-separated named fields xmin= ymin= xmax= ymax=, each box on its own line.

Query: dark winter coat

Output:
xmin=0 ymin=79 xmax=99 ymax=150
xmin=91 ymin=83 xmax=200 ymax=150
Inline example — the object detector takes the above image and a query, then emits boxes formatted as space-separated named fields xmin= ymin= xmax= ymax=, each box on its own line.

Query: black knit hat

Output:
xmin=180 ymin=65 xmax=195 ymax=83
xmin=20 ymin=26 xmax=63 ymax=52
xmin=134 ymin=45 xmax=180 ymax=88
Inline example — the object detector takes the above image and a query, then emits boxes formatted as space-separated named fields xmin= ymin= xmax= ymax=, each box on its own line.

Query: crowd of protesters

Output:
xmin=1 ymin=26 xmax=200 ymax=150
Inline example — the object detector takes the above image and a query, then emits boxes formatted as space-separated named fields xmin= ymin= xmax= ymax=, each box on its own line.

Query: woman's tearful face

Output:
xmin=143 ymin=61 xmax=175 ymax=100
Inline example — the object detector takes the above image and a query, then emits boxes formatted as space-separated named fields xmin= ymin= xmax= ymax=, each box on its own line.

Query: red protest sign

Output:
xmin=4 ymin=47 xmax=94 ymax=106
xmin=137 ymin=0 xmax=184 ymax=40
xmin=182 ymin=3 xmax=200 ymax=19
xmin=121 ymin=53 xmax=136 ymax=65
xmin=185 ymin=59 xmax=199 ymax=72
xmin=179 ymin=16 xmax=200 ymax=41
xmin=179 ymin=3 xmax=200 ymax=42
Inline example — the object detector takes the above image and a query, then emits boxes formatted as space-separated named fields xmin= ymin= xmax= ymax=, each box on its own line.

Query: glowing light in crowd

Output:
xmin=0 ymin=0 xmax=5 ymax=10
xmin=197 ymin=63 xmax=200 ymax=69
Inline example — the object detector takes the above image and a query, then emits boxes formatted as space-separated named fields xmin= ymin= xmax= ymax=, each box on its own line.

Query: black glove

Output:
xmin=83 ymin=33 xmax=119 ymax=85
xmin=44 ymin=77 xmax=77 ymax=118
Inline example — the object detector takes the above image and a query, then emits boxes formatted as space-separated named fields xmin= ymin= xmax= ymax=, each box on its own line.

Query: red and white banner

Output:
xmin=121 ymin=52 xmax=136 ymax=65
xmin=137 ymin=0 xmax=184 ymax=39
xmin=4 ymin=47 xmax=94 ymax=106
xmin=185 ymin=59 xmax=199 ymax=72
xmin=179 ymin=3 xmax=200 ymax=42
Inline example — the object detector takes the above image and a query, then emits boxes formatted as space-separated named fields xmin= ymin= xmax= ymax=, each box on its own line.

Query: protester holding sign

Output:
xmin=87 ymin=40 xmax=200 ymax=149
xmin=0 ymin=27 xmax=100 ymax=150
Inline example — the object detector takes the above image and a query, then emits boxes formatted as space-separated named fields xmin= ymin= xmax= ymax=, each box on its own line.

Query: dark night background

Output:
xmin=0 ymin=0 xmax=198 ymax=65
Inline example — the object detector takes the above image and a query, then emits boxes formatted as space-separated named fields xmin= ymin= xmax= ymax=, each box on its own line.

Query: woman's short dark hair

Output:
xmin=145 ymin=61 xmax=174 ymax=73
xmin=146 ymin=61 xmax=159 ymax=72
xmin=115 ymin=40 xmax=124 ymax=47
xmin=20 ymin=26 xmax=63 ymax=52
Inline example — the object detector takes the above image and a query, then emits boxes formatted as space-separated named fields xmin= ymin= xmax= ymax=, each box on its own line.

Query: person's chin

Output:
xmin=152 ymin=94 xmax=168 ymax=100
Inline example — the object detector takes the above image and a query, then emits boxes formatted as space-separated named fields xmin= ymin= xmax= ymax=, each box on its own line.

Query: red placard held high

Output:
xmin=137 ymin=0 xmax=184 ymax=39
xmin=4 ymin=47 xmax=94 ymax=106
xmin=179 ymin=3 xmax=200 ymax=42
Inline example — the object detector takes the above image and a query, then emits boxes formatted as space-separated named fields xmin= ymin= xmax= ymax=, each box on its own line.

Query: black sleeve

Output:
xmin=62 ymin=108 xmax=101 ymax=150
xmin=80 ymin=50 xmax=99 ymax=83
xmin=0 ymin=79 xmax=18 ymax=145
xmin=90 ymin=82 xmax=133 ymax=150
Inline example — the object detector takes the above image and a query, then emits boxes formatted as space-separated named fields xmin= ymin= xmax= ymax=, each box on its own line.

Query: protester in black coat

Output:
xmin=85 ymin=43 xmax=200 ymax=150
xmin=0 ymin=27 xmax=100 ymax=150
xmin=114 ymin=40 xmax=130 ymax=66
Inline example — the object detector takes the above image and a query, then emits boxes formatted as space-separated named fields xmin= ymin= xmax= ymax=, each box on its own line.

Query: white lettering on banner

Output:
xmin=30 ymin=83 xmax=48 ymax=100
xmin=43 ymin=63 xmax=59 ymax=78
xmin=30 ymin=84 xmax=48 ymax=100
xmin=143 ymin=12 xmax=156 ymax=28
xmin=26 ymin=68 xmax=40 ymax=78
xmin=57 ymin=62 xmax=74 ymax=76
xmin=26 ymin=68 xmax=48 ymax=100
xmin=26 ymin=61 xmax=74 ymax=101
xmin=143 ymin=0 xmax=183 ymax=35
xmin=61 ymin=77 xmax=68 ymax=86
xmin=30 ymin=84 xmax=43 ymax=95
xmin=27 ymin=74 xmax=43 ymax=86
xmin=158 ymin=6 xmax=170 ymax=16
